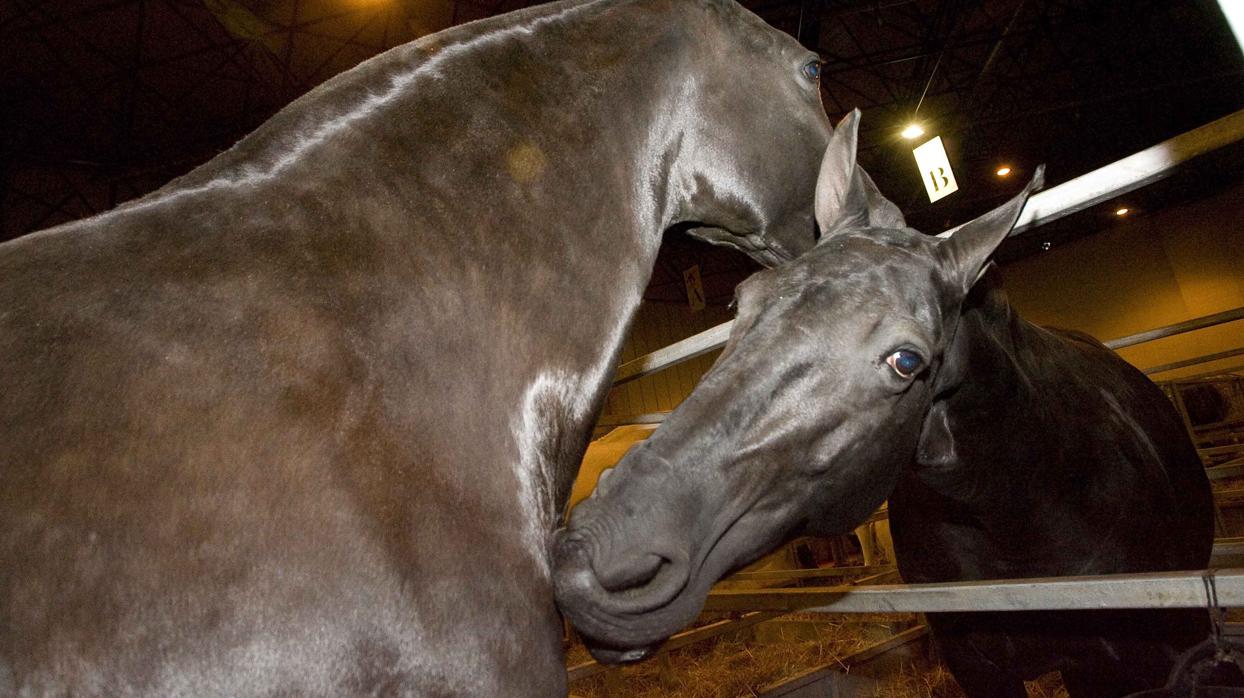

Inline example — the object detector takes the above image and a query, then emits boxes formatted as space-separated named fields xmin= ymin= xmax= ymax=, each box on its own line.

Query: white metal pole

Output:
xmin=703 ymin=569 xmax=1244 ymax=614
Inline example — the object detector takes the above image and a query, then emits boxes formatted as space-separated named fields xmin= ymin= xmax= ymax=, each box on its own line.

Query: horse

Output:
xmin=0 ymin=1 xmax=901 ymax=693
xmin=553 ymin=110 xmax=1214 ymax=696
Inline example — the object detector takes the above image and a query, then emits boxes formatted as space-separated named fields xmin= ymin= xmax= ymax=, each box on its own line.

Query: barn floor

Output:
xmin=565 ymin=613 xmax=1069 ymax=697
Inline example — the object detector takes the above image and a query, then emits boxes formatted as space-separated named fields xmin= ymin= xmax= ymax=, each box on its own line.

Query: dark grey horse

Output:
xmin=554 ymin=111 xmax=1214 ymax=696
xmin=0 ymin=1 xmax=890 ymax=694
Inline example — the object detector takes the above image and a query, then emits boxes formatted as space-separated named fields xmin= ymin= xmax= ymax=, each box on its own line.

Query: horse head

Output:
xmin=553 ymin=110 xmax=1043 ymax=662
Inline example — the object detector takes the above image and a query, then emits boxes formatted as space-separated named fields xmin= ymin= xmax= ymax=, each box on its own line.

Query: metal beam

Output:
xmin=1208 ymin=462 xmax=1244 ymax=482
xmin=758 ymin=625 xmax=929 ymax=696
xmin=938 ymin=107 xmax=1244 ymax=237
xmin=702 ymin=568 xmax=1244 ymax=614
xmin=1144 ymin=347 xmax=1244 ymax=376
xmin=1105 ymin=307 xmax=1244 ymax=350
xmin=595 ymin=411 xmax=668 ymax=427
xmin=727 ymin=564 xmax=895 ymax=583
xmin=1165 ymin=363 xmax=1244 ymax=383
xmin=612 ymin=321 xmax=734 ymax=386
xmin=1203 ymin=444 xmax=1244 ymax=459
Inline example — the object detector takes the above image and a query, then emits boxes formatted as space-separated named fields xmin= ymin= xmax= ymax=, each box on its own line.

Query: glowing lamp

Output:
xmin=900 ymin=123 xmax=925 ymax=140
xmin=995 ymin=166 xmax=1012 ymax=177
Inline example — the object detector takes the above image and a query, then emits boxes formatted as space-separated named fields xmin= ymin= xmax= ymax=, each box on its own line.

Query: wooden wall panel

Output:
xmin=601 ymin=301 xmax=734 ymax=420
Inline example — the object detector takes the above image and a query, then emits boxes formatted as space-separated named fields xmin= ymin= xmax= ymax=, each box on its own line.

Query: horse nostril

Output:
xmin=595 ymin=552 xmax=667 ymax=593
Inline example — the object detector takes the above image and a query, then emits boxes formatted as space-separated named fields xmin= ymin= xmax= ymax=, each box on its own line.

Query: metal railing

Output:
xmin=702 ymin=569 xmax=1244 ymax=614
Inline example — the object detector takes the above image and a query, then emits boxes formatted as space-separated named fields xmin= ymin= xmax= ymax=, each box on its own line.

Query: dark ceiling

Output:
xmin=2 ymin=0 xmax=1242 ymax=306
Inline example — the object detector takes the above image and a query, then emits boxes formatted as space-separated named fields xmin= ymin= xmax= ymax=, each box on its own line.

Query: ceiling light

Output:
xmin=900 ymin=123 xmax=925 ymax=140
xmin=995 ymin=166 xmax=1012 ymax=177
xmin=1115 ymin=207 xmax=1130 ymax=216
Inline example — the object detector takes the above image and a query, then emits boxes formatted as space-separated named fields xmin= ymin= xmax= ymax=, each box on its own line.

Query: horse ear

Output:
xmin=937 ymin=165 xmax=1044 ymax=294
xmin=814 ymin=109 xmax=870 ymax=237
xmin=858 ymin=167 xmax=906 ymax=229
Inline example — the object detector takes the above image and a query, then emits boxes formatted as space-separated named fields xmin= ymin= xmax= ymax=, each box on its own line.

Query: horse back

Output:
xmin=0 ymin=178 xmax=565 ymax=695
xmin=895 ymin=300 xmax=1212 ymax=578
xmin=890 ymin=307 xmax=1214 ymax=692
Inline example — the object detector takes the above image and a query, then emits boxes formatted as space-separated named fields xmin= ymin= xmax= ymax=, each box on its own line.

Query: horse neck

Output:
xmin=922 ymin=274 xmax=1055 ymax=506
xmin=161 ymin=0 xmax=685 ymax=365
xmin=144 ymin=0 xmax=689 ymax=242
xmin=372 ymin=5 xmax=695 ymax=535
xmin=149 ymin=1 xmax=688 ymax=554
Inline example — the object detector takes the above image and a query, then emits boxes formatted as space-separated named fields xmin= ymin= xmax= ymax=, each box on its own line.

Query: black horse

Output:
xmin=0 ymin=1 xmax=896 ymax=693
xmin=554 ymin=111 xmax=1214 ymax=696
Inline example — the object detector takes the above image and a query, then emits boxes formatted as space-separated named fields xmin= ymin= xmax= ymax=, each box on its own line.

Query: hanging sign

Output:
xmin=683 ymin=265 xmax=706 ymax=312
xmin=912 ymin=136 xmax=959 ymax=203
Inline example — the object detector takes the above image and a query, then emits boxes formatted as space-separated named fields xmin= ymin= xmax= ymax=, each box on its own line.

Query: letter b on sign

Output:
xmin=912 ymin=136 xmax=959 ymax=203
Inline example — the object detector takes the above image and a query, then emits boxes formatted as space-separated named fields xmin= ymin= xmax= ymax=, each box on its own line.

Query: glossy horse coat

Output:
xmin=553 ymin=112 xmax=1213 ymax=696
xmin=0 ymin=2 xmax=843 ymax=694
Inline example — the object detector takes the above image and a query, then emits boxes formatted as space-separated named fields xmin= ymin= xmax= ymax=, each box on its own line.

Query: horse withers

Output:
xmin=553 ymin=111 xmax=1213 ymax=696
xmin=0 ymin=1 xmax=881 ymax=694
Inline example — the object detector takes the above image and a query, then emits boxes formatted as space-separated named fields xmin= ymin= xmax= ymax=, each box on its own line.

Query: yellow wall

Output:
xmin=1000 ymin=181 xmax=1244 ymax=381
xmin=600 ymin=301 xmax=731 ymax=420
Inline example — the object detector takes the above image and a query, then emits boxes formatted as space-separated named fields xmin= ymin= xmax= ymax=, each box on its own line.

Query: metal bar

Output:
xmin=701 ymin=569 xmax=1244 ymax=613
xmin=1208 ymin=462 xmax=1244 ymax=482
xmin=1204 ymin=444 xmax=1244 ymax=458
xmin=1162 ymin=369 xmax=1244 ymax=385
xmin=1217 ymin=457 xmax=1244 ymax=471
xmin=612 ymin=321 xmax=734 ymax=386
xmin=1195 ymin=418 xmax=1244 ymax=440
xmin=1144 ymin=347 xmax=1244 ymax=376
xmin=728 ymin=565 xmax=895 ymax=582
xmin=1214 ymin=538 xmax=1244 ymax=557
xmin=853 ymin=568 xmax=903 ymax=585
xmin=594 ymin=411 xmax=669 ymax=427
xmin=937 ymin=107 xmax=1244 ymax=237
xmin=758 ymin=625 xmax=930 ymax=696
xmin=1008 ymin=107 xmax=1244 ymax=234
xmin=1104 ymin=307 xmax=1244 ymax=350
xmin=565 ymin=611 xmax=784 ymax=682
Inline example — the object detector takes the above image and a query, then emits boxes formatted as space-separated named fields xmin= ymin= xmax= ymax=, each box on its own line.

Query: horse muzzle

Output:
xmin=551 ymin=520 xmax=696 ymax=663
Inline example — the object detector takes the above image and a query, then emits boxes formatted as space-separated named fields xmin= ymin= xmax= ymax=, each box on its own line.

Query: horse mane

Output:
xmin=695 ymin=0 xmax=785 ymax=52
xmin=117 ymin=0 xmax=598 ymax=212
xmin=1042 ymin=326 xmax=1108 ymax=350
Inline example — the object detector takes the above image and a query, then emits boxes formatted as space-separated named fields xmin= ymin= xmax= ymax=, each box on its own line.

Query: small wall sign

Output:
xmin=683 ymin=265 xmax=706 ymax=312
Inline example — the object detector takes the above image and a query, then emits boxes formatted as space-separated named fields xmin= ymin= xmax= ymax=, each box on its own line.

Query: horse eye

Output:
xmin=801 ymin=60 xmax=822 ymax=81
xmin=885 ymin=350 xmax=924 ymax=379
